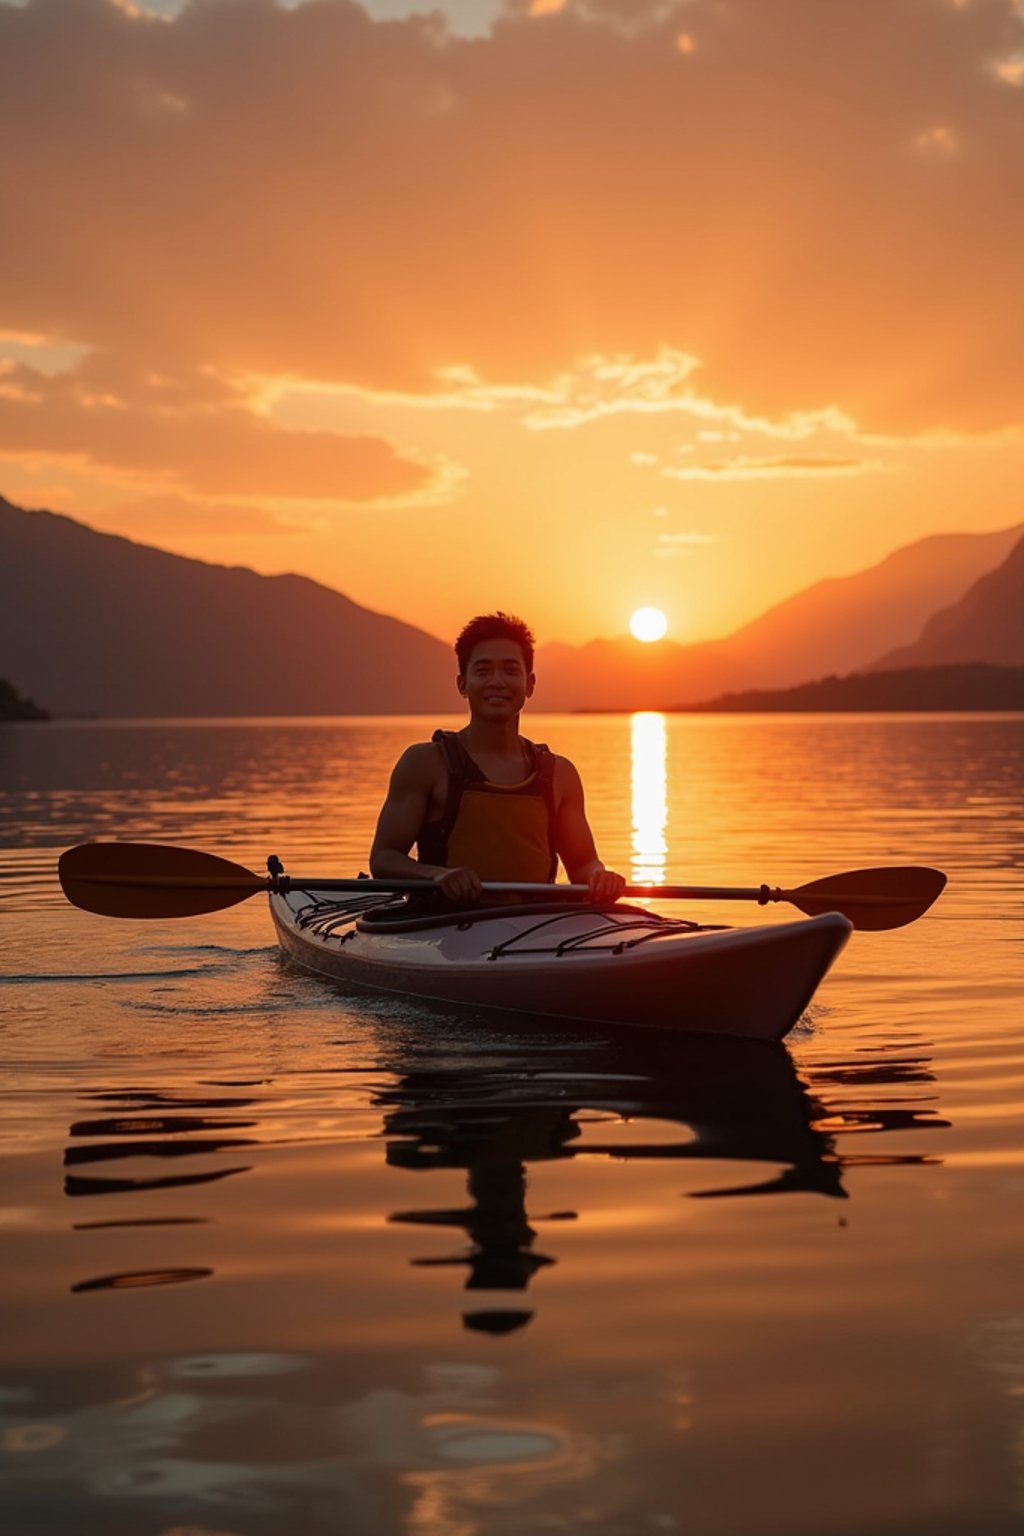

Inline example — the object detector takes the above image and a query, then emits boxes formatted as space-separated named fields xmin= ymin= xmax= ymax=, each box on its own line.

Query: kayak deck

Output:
xmin=270 ymin=887 xmax=852 ymax=1041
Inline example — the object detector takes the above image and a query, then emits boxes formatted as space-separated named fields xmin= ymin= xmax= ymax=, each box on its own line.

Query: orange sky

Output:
xmin=2 ymin=0 xmax=1023 ymax=645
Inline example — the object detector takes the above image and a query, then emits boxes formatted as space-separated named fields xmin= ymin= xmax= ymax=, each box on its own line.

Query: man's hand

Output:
xmin=586 ymin=865 xmax=627 ymax=905
xmin=433 ymin=865 xmax=484 ymax=904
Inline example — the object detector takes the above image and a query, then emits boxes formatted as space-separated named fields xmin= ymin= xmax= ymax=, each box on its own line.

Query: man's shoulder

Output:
xmin=398 ymin=739 xmax=445 ymax=764
xmin=546 ymin=751 xmax=582 ymax=792
xmin=391 ymin=739 xmax=446 ymax=781
xmin=543 ymin=747 xmax=574 ymax=768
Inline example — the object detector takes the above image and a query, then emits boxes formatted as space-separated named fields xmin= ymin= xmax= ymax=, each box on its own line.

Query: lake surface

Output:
xmin=1 ymin=712 xmax=1022 ymax=1536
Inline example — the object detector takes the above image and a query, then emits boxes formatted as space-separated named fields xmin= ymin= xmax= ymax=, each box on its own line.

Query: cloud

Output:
xmin=996 ymin=53 xmax=1024 ymax=84
xmin=0 ymin=333 xmax=91 ymax=376
xmin=264 ymin=364 xmax=564 ymax=418
xmin=661 ymin=455 xmax=885 ymax=481
xmin=1 ymin=0 xmax=1023 ymax=441
xmin=654 ymin=528 xmax=719 ymax=558
xmin=515 ymin=353 xmax=867 ymax=438
xmin=0 ymin=354 xmax=433 ymax=500
xmin=283 ymin=347 xmax=865 ymax=444
xmin=914 ymin=124 xmax=960 ymax=154
xmin=656 ymin=530 xmax=718 ymax=544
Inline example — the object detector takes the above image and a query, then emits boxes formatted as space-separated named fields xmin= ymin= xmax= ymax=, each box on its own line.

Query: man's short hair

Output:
xmin=455 ymin=612 xmax=535 ymax=674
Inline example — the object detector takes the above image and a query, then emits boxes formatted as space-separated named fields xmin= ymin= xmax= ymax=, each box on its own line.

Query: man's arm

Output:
xmin=553 ymin=758 xmax=627 ymax=903
xmin=369 ymin=745 xmax=484 ymax=903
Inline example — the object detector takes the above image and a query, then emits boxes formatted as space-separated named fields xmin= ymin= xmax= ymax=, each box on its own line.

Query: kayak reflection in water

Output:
xmin=369 ymin=611 xmax=627 ymax=908
xmin=380 ymin=1032 xmax=825 ymax=1336
xmin=377 ymin=1023 xmax=950 ymax=1334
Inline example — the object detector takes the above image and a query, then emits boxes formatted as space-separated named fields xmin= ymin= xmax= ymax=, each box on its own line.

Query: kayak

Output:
xmin=269 ymin=887 xmax=852 ymax=1041
xmin=55 ymin=843 xmax=938 ymax=1038
xmin=56 ymin=844 xmax=939 ymax=1040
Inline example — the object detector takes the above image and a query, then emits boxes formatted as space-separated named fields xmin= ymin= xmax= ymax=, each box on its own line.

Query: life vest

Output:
xmin=417 ymin=729 xmax=558 ymax=884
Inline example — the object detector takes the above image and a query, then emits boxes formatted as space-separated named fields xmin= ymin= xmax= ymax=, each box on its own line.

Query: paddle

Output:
xmin=58 ymin=842 xmax=946 ymax=931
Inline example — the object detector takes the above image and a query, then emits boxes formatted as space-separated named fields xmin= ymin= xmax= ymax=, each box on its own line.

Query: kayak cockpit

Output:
xmin=282 ymin=889 xmax=725 ymax=955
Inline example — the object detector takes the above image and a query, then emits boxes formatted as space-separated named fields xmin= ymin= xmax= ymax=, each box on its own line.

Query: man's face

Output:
xmin=457 ymin=639 xmax=535 ymax=721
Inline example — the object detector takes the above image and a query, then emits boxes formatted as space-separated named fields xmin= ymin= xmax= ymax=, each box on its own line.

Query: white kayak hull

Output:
xmin=270 ymin=891 xmax=852 ymax=1041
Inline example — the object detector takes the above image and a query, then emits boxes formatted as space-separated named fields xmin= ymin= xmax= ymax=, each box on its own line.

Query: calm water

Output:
xmin=1 ymin=713 xmax=1022 ymax=1536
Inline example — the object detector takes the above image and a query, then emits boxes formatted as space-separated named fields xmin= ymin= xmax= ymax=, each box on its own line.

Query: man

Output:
xmin=370 ymin=612 xmax=627 ymax=905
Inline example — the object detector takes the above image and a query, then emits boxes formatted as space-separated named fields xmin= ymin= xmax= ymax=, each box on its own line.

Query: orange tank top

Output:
xmin=417 ymin=730 xmax=558 ymax=884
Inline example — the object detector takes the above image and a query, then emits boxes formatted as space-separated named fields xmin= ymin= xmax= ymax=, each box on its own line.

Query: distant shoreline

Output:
xmin=573 ymin=706 xmax=1024 ymax=715
xmin=575 ymin=663 xmax=1024 ymax=715
xmin=0 ymin=678 xmax=50 ymax=722
xmin=7 ymin=665 xmax=1024 ymax=722
xmin=12 ymin=706 xmax=1024 ymax=725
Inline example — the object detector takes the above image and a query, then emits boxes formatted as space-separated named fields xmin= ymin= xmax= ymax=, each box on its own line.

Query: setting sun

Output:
xmin=629 ymin=606 xmax=668 ymax=643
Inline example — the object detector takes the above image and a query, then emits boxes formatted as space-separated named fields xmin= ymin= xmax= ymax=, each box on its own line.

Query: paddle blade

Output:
xmin=58 ymin=842 xmax=267 ymax=919
xmin=789 ymin=866 xmax=946 ymax=930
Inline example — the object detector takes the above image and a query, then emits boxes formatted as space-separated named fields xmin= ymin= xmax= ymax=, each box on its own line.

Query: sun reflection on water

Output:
xmin=630 ymin=712 xmax=668 ymax=885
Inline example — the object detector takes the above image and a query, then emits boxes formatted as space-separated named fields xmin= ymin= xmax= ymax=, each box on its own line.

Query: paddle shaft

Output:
xmin=58 ymin=843 xmax=947 ymax=928
xmin=71 ymin=870 xmax=919 ymax=906
xmin=277 ymin=877 xmax=919 ymax=906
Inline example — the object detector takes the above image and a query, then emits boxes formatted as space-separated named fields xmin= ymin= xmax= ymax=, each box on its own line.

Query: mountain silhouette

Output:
xmin=532 ymin=524 xmax=1024 ymax=710
xmin=0 ymin=496 xmax=455 ymax=716
xmin=868 ymin=532 xmax=1024 ymax=671
xmin=4 ymin=494 xmax=1021 ymax=716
